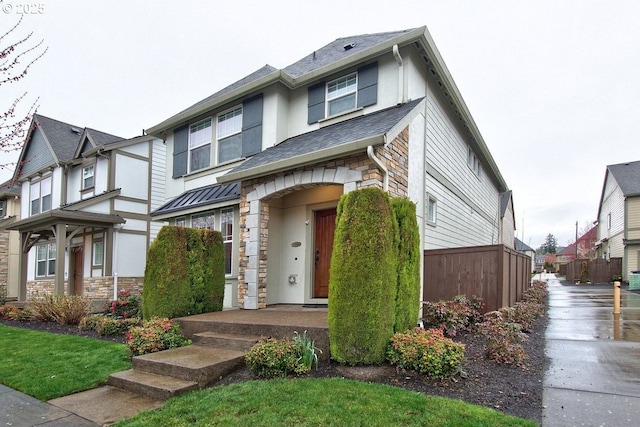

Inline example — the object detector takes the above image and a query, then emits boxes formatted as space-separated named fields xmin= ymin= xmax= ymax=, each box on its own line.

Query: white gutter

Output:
xmin=393 ymin=44 xmax=404 ymax=105
xmin=367 ymin=144 xmax=388 ymax=192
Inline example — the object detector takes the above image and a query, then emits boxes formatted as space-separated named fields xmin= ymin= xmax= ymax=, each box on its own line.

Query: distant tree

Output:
xmin=538 ymin=234 xmax=558 ymax=254
xmin=1 ymin=16 xmax=47 ymax=177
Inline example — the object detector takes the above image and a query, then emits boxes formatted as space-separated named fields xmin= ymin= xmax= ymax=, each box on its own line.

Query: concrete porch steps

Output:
xmin=109 ymin=368 xmax=199 ymax=401
xmin=192 ymin=331 xmax=262 ymax=351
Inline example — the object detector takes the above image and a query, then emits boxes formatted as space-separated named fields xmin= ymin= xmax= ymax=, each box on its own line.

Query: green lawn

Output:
xmin=0 ymin=324 xmax=131 ymax=400
xmin=115 ymin=378 xmax=536 ymax=427
xmin=0 ymin=325 xmax=535 ymax=426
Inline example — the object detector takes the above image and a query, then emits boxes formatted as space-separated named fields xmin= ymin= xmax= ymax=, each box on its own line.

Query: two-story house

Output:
xmin=146 ymin=27 xmax=510 ymax=310
xmin=4 ymin=114 xmax=164 ymax=301
xmin=596 ymin=160 xmax=640 ymax=280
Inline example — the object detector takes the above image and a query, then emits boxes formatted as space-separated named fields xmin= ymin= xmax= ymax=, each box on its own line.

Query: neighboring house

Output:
xmin=146 ymin=26 xmax=510 ymax=310
xmin=0 ymin=180 xmax=21 ymax=299
xmin=499 ymin=190 xmax=516 ymax=249
xmin=534 ymin=254 xmax=545 ymax=272
xmin=3 ymin=114 xmax=164 ymax=301
xmin=595 ymin=160 xmax=640 ymax=280
xmin=514 ymin=237 xmax=535 ymax=273
xmin=556 ymin=226 xmax=597 ymax=270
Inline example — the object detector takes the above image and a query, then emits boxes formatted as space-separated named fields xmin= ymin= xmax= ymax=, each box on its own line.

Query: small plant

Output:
xmin=612 ymin=274 xmax=623 ymax=282
xmin=0 ymin=283 xmax=7 ymax=306
xmin=103 ymin=289 xmax=142 ymax=319
xmin=421 ymin=295 xmax=484 ymax=337
xmin=125 ymin=317 xmax=191 ymax=356
xmin=0 ymin=304 xmax=20 ymax=320
xmin=477 ymin=310 xmax=527 ymax=365
xmin=80 ymin=314 xmax=144 ymax=336
xmin=522 ymin=280 xmax=548 ymax=304
xmin=386 ymin=327 xmax=465 ymax=378
xmin=293 ymin=330 xmax=321 ymax=371
xmin=27 ymin=293 xmax=91 ymax=325
xmin=245 ymin=337 xmax=309 ymax=378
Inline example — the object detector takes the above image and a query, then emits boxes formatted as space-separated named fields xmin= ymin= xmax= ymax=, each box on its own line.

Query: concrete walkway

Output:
xmin=542 ymin=273 xmax=640 ymax=426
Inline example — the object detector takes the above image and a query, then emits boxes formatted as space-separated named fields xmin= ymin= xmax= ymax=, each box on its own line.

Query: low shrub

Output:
xmin=28 ymin=293 xmax=91 ymax=325
xmin=386 ymin=328 xmax=465 ymax=378
xmin=522 ymin=280 xmax=548 ymax=304
xmin=245 ymin=338 xmax=309 ymax=379
xmin=477 ymin=311 xmax=527 ymax=365
xmin=103 ymin=289 xmax=142 ymax=319
xmin=0 ymin=304 xmax=21 ymax=320
xmin=125 ymin=317 xmax=191 ymax=356
xmin=0 ymin=283 xmax=7 ymax=306
xmin=80 ymin=314 xmax=144 ymax=336
xmin=421 ymin=295 xmax=484 ymax=337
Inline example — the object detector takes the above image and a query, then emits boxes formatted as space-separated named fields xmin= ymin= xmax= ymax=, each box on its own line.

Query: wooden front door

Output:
xmin=72 ymin=247 xmax=83 ymax=296
xmin=313 ymin=208 xmax=337 ymax=298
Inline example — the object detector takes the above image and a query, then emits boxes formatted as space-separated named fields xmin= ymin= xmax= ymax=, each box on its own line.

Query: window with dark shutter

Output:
xmin=173 ymin=125 xmax=189 ymax=178
xmin=307 ymin=82 xmax=326 ymax=124
xmin=241 ymin=94 xmax=263 ymax=157
xmin=356 ymin=62 xmax=378 ymax=108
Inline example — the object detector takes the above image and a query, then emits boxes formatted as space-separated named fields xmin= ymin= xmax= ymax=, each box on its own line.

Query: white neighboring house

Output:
xmin=595 ymin=160 xmax=640 ymax=280
xmin=4 ymin=114 xmax=165 ymax=301
xmin=515 ymin=238 xmax=536 ymax=273
xmin=146 ymin=27 xmax=511 ymax=310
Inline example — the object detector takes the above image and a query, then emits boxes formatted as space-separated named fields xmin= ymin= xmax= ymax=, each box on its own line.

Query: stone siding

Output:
xmin=25 ymin=276 xmax=143 ymax=299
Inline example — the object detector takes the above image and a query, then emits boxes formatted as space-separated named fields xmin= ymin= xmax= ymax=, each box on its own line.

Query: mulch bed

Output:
xmin=1 ymin=314 xmax=547 ymax=424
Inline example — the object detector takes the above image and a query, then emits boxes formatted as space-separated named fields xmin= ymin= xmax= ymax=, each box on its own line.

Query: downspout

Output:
xmin=393 ymin=44 xmax=404 ymax=105
xmin=367 ymin=144 xmax=388 ymax=192
xmin=112 ymin=223 xmax=121 ymax=300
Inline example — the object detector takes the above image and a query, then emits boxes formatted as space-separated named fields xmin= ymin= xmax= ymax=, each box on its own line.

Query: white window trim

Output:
xmin=82 ymin=164 xmax=95 ymax=190
xmin=427 ymin=194 xmax=437 ymax=226
xmin=467 ymin=147 xmax=481 ymax=177
xmin=607 ymin=213 xmax=612 ymax=230
xmin=36 ymin=242 xmax=56 ymax=277
xmin=216 ymin=105 xmax=243 ymax=165
xmin=326 ymin=72 xmax=358 ymax=117
xmin=188 ymin=118 xmax=212 ymax=173
xmin=92 ymin=240 xmax=104 ymax=267
xmin=30 ymin=176 xmax=52 ymax=215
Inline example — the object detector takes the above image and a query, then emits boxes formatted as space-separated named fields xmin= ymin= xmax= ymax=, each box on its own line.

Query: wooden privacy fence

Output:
xmin=423 ymin=244 xmax=531 ymax=313
xmin=565 ymin=258 xmax=622 ymax=283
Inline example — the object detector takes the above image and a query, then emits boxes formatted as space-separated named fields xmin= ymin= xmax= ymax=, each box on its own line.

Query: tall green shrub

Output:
xmin=391 ymin=197 xmax=421 ymax=333
xmin=143 ymin=226 xmax=225 ymax=319
xmin=328 ymin=187 xmax=398 ymax=365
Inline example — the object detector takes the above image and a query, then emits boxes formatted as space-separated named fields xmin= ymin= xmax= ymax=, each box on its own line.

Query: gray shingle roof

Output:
xmin=283 ymin=29 xmax=415 ymax=78
xmin=35 ymin=114 xmax=86 ymax=162
xmin=85 ymin=128 xmax=124 ymax=146
xmin=515 ymin=238 xmax=534 ymax=252
xmin=152 ymin=182 xmax=241 ymax=217
xmin=608 ymin=160 xmax=640 ymax=197
xmin=0 ymin=179 xmax=21 ymax=197
xmin=500 ymin=190 xmax=512 ymax=217
xmin=228 ymin=98 xmax=423 ymax=175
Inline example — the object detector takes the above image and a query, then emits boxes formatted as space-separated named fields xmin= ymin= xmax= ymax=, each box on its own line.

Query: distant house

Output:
xmin=515 ymin=237 xmax=535 ymax=273
xmin=3 ymin=115 xmax=164 ymax=301
xmin=556 ymin=227 xmax=597 ymax=272
xmin=595 ymin=160 xmax=640 ymax=280
xmin=499 ymin=191 xmax=516 ymax=249
xmin=146 ymin=27 xmax=511 ymax=309
xmin=0 ymin=181 xmax=21 ymax=299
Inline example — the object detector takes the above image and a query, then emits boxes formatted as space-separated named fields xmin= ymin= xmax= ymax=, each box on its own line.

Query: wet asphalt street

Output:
xmin=542 ymin=273 xmax=640 ymax=426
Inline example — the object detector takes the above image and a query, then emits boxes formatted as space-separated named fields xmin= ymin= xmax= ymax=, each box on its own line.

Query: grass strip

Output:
xmin=0 ymin=324 xmax=130 ymax=400
xmin=116 ymin=378 xmax=536 ymax=427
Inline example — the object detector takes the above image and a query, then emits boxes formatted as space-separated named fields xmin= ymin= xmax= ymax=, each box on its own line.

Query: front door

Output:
xmin=72 ymin=247 xmax=83 ymax=296
xmin=313 ymin=208 xmax=337 ymax=298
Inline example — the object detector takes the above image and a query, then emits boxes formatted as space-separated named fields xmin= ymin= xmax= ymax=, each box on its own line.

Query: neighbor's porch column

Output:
xmin=54 ymin=223 xmax=66 ymax=295
xmin=18 ymin=231 xmax=28 ymax=301
xmin=243 ymin=196 xmax=261 ymax=309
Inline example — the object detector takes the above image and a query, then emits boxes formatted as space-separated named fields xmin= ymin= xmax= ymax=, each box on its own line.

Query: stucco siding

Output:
xmin=115 ymin=154 xmax=148 ymax=200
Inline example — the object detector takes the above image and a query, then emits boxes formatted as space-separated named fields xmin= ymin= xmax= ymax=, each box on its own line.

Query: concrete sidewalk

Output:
xmin=0 ymin=384 xmax=97 ymax=426
xmin=541 ymin=273 xmax=640 ymax=426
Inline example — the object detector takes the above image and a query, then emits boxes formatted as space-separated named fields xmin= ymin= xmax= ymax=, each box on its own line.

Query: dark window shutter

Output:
xmin=308 ymin=82 xmax=326 ymax=124
xmin=357 ymin=62 xmax=378 ymax=108
xmin=173 ymin=125 xmax=189 ymax=178
xmin=241 ymin=94 xmax=263 ymax=157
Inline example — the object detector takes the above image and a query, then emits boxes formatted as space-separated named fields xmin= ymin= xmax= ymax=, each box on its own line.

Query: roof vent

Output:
xmin=343 ymin=42 xmax=356 ymax=51
xmin=70 ymin=127 xmax=81 ymax=134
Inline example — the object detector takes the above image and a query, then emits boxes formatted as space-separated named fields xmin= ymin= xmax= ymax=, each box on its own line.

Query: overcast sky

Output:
xmin=2 ymin=0 xmax=639 ymax=249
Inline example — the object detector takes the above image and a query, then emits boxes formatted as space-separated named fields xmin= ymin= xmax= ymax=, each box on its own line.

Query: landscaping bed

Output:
xmin=0 ymin=313 xmax=547 ymax=424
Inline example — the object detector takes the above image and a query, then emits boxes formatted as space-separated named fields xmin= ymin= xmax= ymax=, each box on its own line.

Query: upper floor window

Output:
xmin=189 ymin=119 xmax=212 ymax=173
xmin=30 ymin=176 xmax=52 ymax=215
xmin=327 ymin=73 xmax=357 ymax=116
xmin=217 ymin=106 xmax=243 ymax=164
xmin=607 ymin=213 xmax=612 ymax=230
xmin=427 ymin=194 xmax=437 ymax=226
xmin=82 ymin=165 xmax=94 ymax=189
xmin=172 ymin=95 xmax=263 ymax=179
xmin=467 ymin=148 xmax=481 ymax=177
xmin=308 ymin=62 xmax=378 ymax=124
xmin=36 ymin=243 xmax=56 ymax=277
xmin=0 ymin=199 xmax=5 ymax=217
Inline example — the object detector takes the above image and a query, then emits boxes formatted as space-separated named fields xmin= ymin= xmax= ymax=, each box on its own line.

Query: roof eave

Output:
xmin=217 ymin=135 xmax=384 ymax=184
xmin=146 ymin=70 xmax=287 ymax=136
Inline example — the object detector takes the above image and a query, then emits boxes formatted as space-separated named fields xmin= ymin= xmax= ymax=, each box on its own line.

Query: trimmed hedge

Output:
xmin=328 ymin=187 xmax=398 ymax=365
xmin=143 ymin=226 xmax=225 ymax=319
xmin=391 ymin=197 xmax=421 ymax=333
